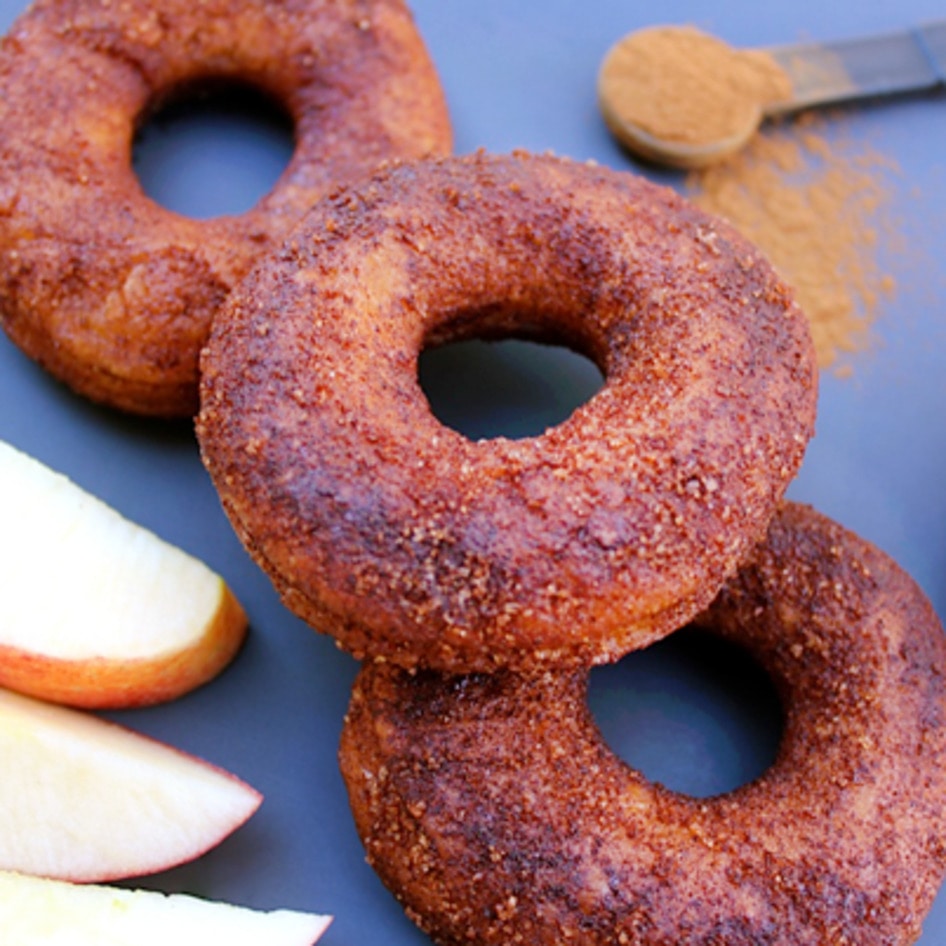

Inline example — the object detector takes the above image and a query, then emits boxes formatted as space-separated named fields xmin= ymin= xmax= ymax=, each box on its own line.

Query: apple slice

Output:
xmin=0 ymin=687 xmax=261 ymax=881
xmin=0 ymin=870 xmax=332 ymax=945
xmin=0 ymin=439 xmax=247 ymax=709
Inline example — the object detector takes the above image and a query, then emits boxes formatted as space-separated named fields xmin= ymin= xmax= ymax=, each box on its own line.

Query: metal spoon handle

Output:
xmin=768 ymin=20 xmax=946 ymax=114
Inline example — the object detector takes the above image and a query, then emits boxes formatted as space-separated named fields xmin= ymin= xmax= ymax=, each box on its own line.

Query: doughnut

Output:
xmin=0 ymin=0 xmax=452 ymax=416
xmin=339 ymin=502 xmax=946 ymax=946
xmin=198 ymin=150 xmax=817 ymax=672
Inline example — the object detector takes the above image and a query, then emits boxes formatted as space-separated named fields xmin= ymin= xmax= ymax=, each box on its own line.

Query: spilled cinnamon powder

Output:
xmin=596 ymin=25 xmax=900 ymax=370
xmin=686 ymin=115 xmax=900 ymax=372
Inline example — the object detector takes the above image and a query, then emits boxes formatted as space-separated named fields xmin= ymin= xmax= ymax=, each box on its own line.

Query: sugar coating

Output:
xmin=340 ymin=502 xmax=946 ymax=946
xmin=0 ymin=0 xmax=451 ymax=415
xmin=198 ymin=150 xmax=817 ymax=672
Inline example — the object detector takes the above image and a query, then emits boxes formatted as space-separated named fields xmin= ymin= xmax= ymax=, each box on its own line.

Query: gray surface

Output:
xmin=1 ymin=0 xmax=945 ymax=942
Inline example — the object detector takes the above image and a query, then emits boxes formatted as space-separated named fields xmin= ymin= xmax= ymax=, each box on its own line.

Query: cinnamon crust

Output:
xmin=339 ymin=502 xmax=946 ymax=946
xmin=198 ymin=150 xmax=817 ymax=671
xmin=0 ymin=0 xmax=452 ymax=415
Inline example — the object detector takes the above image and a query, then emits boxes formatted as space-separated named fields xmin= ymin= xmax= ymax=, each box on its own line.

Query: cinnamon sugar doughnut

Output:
xmin=0 ymin=0 xmax=451 ymax=416
xmin=198 ymin=150 xmax=816 ymax=672
xmin=339 ymin=502 xmax=946 ymax=946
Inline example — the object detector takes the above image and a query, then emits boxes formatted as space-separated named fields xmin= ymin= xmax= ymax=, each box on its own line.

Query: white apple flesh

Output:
xmin=0 ymin=870 xmax=331 ymax=945
xmin=0 ymin=687 xmax=261 ymax=881
xmin=0 ymin=440 xmax=247 ymax=708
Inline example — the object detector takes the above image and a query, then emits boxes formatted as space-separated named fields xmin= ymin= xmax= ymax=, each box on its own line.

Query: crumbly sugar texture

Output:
xmin=198 ymin=150 xmax=817 ymax=673
xmin=0 ymin=0 xmax=451 ymax=415
xmin=339 ymin=502 xmax=946 ymax=946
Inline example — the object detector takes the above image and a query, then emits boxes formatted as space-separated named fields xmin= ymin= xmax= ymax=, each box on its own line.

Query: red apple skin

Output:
xmin=0 ymin=687 xmax=264 ymax=883
xmin=0 ymin=584 xmax=247 ymax=709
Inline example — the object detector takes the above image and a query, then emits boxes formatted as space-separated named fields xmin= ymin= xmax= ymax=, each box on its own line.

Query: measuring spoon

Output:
xmin=598 ymin=21 xmax=946 ymax=168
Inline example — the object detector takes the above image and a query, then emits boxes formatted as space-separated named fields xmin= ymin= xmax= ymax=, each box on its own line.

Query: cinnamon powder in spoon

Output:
xmin=598 ymin=25 xmax=792 ymax=150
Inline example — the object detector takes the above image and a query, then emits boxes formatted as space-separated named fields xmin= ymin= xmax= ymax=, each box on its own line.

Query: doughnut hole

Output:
xmin=418 ymin=314 xmax=605 ymax=440
xmin=588 ymin=628 xmax=784 ymax=798
xmin=132 ymin=79 xmax=295 ymax=219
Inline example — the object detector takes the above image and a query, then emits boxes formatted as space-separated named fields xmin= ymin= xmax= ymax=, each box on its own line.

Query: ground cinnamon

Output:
xmin=686 ymin=114 xmax=899 ymax=372
xmin=597 ymin=24 xmax=902 ymax=372
xmin=597 ymin=25 xmax=792 ymax=149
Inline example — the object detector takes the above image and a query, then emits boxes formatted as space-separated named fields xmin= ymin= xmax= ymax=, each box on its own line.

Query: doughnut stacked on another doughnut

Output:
xmin=197 ymin=149 xmax=817 ymax=673
xmin=0 ymin=0 xmax=452 ymax=416
xmin=339 ymin=502 xmax=946 ymax=946
xmin=196 ymin=148 xmax=946 ymax=944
